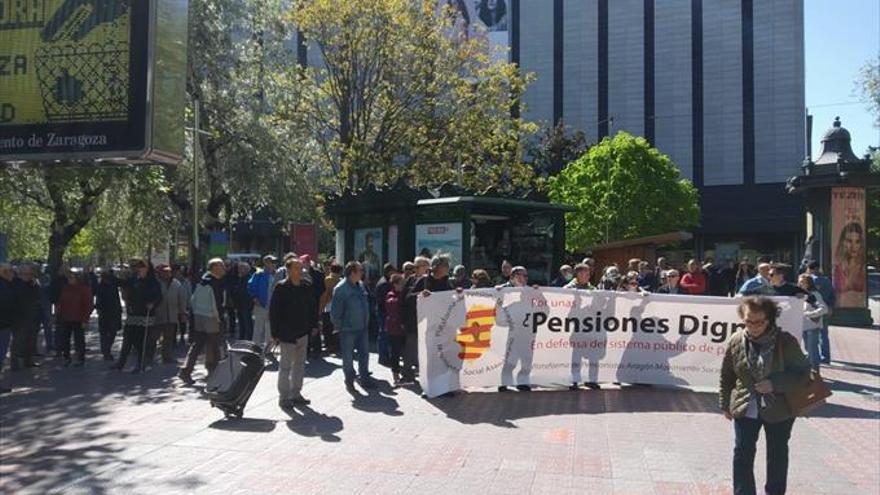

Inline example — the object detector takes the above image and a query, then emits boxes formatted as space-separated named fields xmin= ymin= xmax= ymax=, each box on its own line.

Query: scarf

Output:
xmin=744 ymin=326 xmax=779 ymax=408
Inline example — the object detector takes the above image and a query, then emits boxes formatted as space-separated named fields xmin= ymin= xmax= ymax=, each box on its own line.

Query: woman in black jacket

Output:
xmin=95 ymin=270 xmax=123 ymax=361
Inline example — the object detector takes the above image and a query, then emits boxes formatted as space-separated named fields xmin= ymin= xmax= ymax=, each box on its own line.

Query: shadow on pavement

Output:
xmin=304 ymin=356 xmax=342 ymax=378
xmin=832 ymin=360 xmax=880 ymax=377
xmin=0 ymin=346 xmax=195 ymax=494
xmin=347 ymin=381 xmax=404 ymax=417
xmin=284 ymin=405 xmax=343 ymax=442
xmin=808 ymin=401 xmax=880 ymax=420
xmin=427 ymin=387 xmax=719 ymax=427
xmin=208 ymin=417 xmax=277 ymax=432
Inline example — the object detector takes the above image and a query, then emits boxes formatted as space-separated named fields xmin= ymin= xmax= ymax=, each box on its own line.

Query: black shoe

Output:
xmin=291 ymin=396 xmax=311 ymax=406
xmin=344 ymin=378 xmax=355 ymax=390
xmin=359 ymin=377 xmax=377 ymax=389
xmin=497 ymin=386 xmax=510 ymax=392
xmin=569 ymin=383 xmax=580 ymax=391
xmin=177 ymin=370 xmax=195 ymax=385
xmin=279 ymin=399 xmax=295 ymax=410
xmin=516 ymin=385 xmax=532 ymax=392
xmin=24 ymin=361 xmax=40 ymax=368
xmin=584 ymin=382 xmax=601 ymax=390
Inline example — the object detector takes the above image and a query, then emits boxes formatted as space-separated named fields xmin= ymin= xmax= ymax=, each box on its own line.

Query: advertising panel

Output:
xmin=0 ymin=0 xmax=187 ymax=163
xmin=416 ymin=223 xmax=462 ymax=267
xmin=830 ymin=187 xmax=867 ymax=308
xmin=354 ymin=227 xmax=383 ymax=284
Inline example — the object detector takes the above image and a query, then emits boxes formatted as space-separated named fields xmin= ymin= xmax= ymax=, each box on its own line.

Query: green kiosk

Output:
xmin=326 ymin=182 xmax=574 ymax=285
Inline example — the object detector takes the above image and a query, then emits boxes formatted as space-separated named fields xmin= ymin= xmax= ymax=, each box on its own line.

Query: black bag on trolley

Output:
xmin=205 ymin=340 xmax=265 ymax=419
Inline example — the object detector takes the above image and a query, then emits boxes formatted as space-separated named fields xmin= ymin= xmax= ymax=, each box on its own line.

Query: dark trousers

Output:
xmin=98 ymin=313 xmax=121 ymax=358
xmin=58 ymin=322 xmax=86 ymax=362
xmin=158 ymin=323 xmax=178 ymax=363
xmin=389 ymin=335 xmax=406 ymax=374
xmin=319 ymin=313 xmax=337 ymax=353
xmin=12 ymin=320 xmax=38 ymax=366
xmin=237 ymin=306 xmax=253 ymax=341
xmin=116 ymin=324 xmax=147 ymax=369
xmin=733 ymin=416 xmax=795 ymax=495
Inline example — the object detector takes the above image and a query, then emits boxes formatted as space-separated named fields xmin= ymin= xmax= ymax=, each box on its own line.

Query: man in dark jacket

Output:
xmin=271 ymin=257 xmax=318 ymax=409
xmin=11 ymin=265 xmax=42 ymax=369
xmin=95 ymin=269 xmax=122 ymax=361
xmin=113 ymin=260 xmax=162 ymax=373
xmin=404 ymin=255 xmax=455 ymax=383
xmin=0 ymin=263 xmax=20 ymax=393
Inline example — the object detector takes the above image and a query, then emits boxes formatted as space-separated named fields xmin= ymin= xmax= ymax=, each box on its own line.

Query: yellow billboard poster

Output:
xmin=0 ymin=1 xmax=187 ymax=164
xmin=1 ymin=1 xmax=130 ymax=126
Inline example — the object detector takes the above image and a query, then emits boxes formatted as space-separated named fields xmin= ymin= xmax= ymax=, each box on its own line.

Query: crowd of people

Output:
xmin=0 ymin=253 xmax=835 ymax=395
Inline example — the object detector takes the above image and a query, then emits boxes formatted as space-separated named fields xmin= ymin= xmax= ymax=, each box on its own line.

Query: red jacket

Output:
xmin=384 ymin=289 xmax=404 ymax=337
xmin=680 ymin=271 xmax=707 ymax=295
xmin=58 ymin=283 xmax=93 ymax=324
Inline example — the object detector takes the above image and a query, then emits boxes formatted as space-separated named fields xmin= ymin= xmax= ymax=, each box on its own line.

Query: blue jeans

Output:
xmin=819 ymin=318 xmax=831 ymax=363
xmin=734 ymin=416 xmax=794 ymax=495
xmin=0 ymin=328 xmax=11 ymax=369
xmin=339 ymin=330 xmax=370 ymax=382
xmin=802 ymin=329 xmax=821 ymax=370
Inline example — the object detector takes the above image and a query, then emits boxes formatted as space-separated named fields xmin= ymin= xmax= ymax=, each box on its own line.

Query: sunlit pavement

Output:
xmin=1 ymin=324 xmax=878 ymax=495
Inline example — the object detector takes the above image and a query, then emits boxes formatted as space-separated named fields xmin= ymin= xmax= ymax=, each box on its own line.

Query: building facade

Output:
xmin=513 ymin=0 xmax=807 ymax=265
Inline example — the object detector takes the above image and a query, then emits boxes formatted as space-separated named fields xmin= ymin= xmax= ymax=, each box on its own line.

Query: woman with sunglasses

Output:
xmin=656 ymin=269 xmax=685 ymax=294
xmin=720 ymin=297 xmax=810 ymax=495
xmin=619 ymin=271 xmax=649 ymax=294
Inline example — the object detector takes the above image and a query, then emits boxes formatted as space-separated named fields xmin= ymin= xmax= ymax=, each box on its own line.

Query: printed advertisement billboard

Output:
xmin=354 ymin=227 xmax=383 ymax=284
xmin=0 ymin=0 xmax=188 ymax=164
xmin=416 ymin=223 xmax=462 ymax=267
xmin=830 ymin=187 xmax=866 ymax=308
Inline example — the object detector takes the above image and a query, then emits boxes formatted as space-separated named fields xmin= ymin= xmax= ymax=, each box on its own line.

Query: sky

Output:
xmin=805 ymin=0 xmax=879 ymax=157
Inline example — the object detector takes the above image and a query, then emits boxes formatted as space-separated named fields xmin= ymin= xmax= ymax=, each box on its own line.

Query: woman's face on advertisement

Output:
xmin=844 ymin=231 xmax=861 ymax=258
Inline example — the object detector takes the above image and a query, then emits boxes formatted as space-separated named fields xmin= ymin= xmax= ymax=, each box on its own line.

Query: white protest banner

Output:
xmin=417 ymin=288 xmax=804 ymax=398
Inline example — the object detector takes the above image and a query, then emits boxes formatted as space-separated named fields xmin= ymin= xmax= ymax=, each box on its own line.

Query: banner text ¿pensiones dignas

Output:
xmin=524 ymin=312 xmax=746 ymax=344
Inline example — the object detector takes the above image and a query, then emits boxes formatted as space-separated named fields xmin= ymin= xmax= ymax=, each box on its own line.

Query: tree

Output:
xmin=858 ymin=62 xmax=880 ymax=261
xmin=548 ymin=132 xmax=700 ymax=250
xmin=277 ymin=0 xmax=537 ymax=193
xmin=528 ymin=121 xmax=590 ymax=178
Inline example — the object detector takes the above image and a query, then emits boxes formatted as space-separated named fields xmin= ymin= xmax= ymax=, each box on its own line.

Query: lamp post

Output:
xmin=787 ymin=117 xmax=880 ymax=327
xmin=185 ymin=99 xmax=211 ymax=274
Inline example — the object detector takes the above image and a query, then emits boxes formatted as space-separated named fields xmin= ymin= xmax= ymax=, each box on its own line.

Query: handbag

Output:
xmin=785 ymin=369 xmax=832 ymax=416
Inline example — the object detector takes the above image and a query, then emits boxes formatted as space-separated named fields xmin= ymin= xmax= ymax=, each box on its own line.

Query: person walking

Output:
xmin=113 ymin=260 xmax=162 ymax=373
xmin=805 ymin=261 xmax=834 ymax=364
xmin=330 ymin=261 xmax=376 ymax=390
xmin=154 ymin=264 xmax=188 ymax=365
xmin=94 ymin=268 xmax=123 ymax=362
xmin=178 ymin=259 xmax=226 ymax=384
xmin=270 ymin=257 xmax=318 ymax=409
xmin=797 ymin=274 xmax=828 ymax=372
xmin=720 ymin=297 xmax=810 ymax=495
xmin=248 ymin=255 xmax=278 ymax=356
xmin=11 ymin=264 xmax=41 ymax=370
xmin=384 ymin=274 xmax=407 ymax=385
xmin=57 ymin=270 xmax=93 ymax=367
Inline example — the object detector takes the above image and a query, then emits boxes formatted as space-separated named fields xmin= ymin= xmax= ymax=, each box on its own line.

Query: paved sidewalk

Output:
xmin=1 ymin=325 xmax=878 ymax=495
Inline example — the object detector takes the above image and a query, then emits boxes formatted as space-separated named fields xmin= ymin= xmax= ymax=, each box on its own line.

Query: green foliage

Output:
xmin=858 ymin=61 xmax=880 ymax=128
xmin=548 ymin=132 xmax=701 ymax=250
xmin=277 ymin=0 xmax=538 ymax=193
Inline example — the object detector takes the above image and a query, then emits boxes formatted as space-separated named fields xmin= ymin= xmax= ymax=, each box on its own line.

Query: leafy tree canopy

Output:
xmin=549 ymin=132 xmax=700 ymax=251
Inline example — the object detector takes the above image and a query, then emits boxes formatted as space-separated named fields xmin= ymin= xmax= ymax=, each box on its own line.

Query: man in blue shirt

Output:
xmin=738 ymin=262 xmax=774 ymax=296
xmin=330 ymin=261 xmax=375 ymax=390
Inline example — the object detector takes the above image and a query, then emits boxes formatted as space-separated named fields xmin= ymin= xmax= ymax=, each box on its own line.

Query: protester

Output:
xmin=636 ymin=261 xmax=656 ymax=292
xmin=270 ymin=257 xmax=318 ymax=409
xmin=621 ymin=271 xmax=649 ymax=294
xmin=722 ymin=259 xmax=738 ymax=296
xmin=797 ymin=274 xmax=828 ymax=372
xmin=0 ymin=263 xmax=15 ymax=394
xmin=178 ymin=258 xmax=226 ymax=384
xmin=401 ymin=256 xmax=430 ymax=382
xmin=470 ymin=269 xmax=493 ymax=288
xmin=232 ymin=262 xmax=254 ymax=341
xmin=626 ymin=258 xmax=641 ymax=274
xmin=738 ymin=262 xmax=773 ymax=296
xmin=495 ymin=259 xmax=512 ymax=285
xmin=331 ymin=261 xmax=375 ymax=390
xmin=704 ymin=258 xmax=729 ymax=297
xmin=551 ymin=265 xmax=573 ymax=287
xmin=114 ymin=260 xmax=162 ymax=373
xmin=373 ymin=263 xmax=397 ymax=364
xmin=680 ymin=259 xmax=707 ymax=295
xmin=653 ymin=257 xmax=668 ymax=285
xmin=497 ymin=265 xmax=532 ymax=392
xmin=805 ymin=261 xmax=834 ymax=364
xmin=600 ymin=266 xmax=621 ymax=291
xmin=38 ymin=265 xmax=55 ymax=355
xmin=318 ymin=262 xmax=343 ymax=355
xmin=384 ymin=274 xmax=407 ymax=385
xmin=153 ymin=264 xmax=188 ymax=365
xmin=57 ymin=270 xmax=93 ymax=367
xmin=11 ymin=264 xmax=40 ymax=370
xmin=402 ymin=261 xmax=415 ymax=279
xmin=564 ymin=264 xmax=596 ymax=290
xmin=174 ymin=266 xmax=193 ymax=345
xmin=248 ymin=255 xmax=278 ymax=356
xmin=95 ymin=268 xmax=122 ymax=362
xmin=735 ymin=258 xmax=757 ymax=292
xmin=720 ymin=296 xmax=810 ymax=495
xmin=301 ymin=255 xmax=326 ymax=354
xmin=767 ymin=264 xmax=812 ymax=301
xmin=656 ymin=269 xmax=685 ymax=294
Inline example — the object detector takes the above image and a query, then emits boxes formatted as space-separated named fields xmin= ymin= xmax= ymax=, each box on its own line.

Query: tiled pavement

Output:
xmin=1 ymin=325 xmax=878 ymax=495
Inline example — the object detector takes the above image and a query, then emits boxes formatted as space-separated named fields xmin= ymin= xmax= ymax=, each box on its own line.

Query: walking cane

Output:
xmin=139 ymin=308 xmax=153 ymax=373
